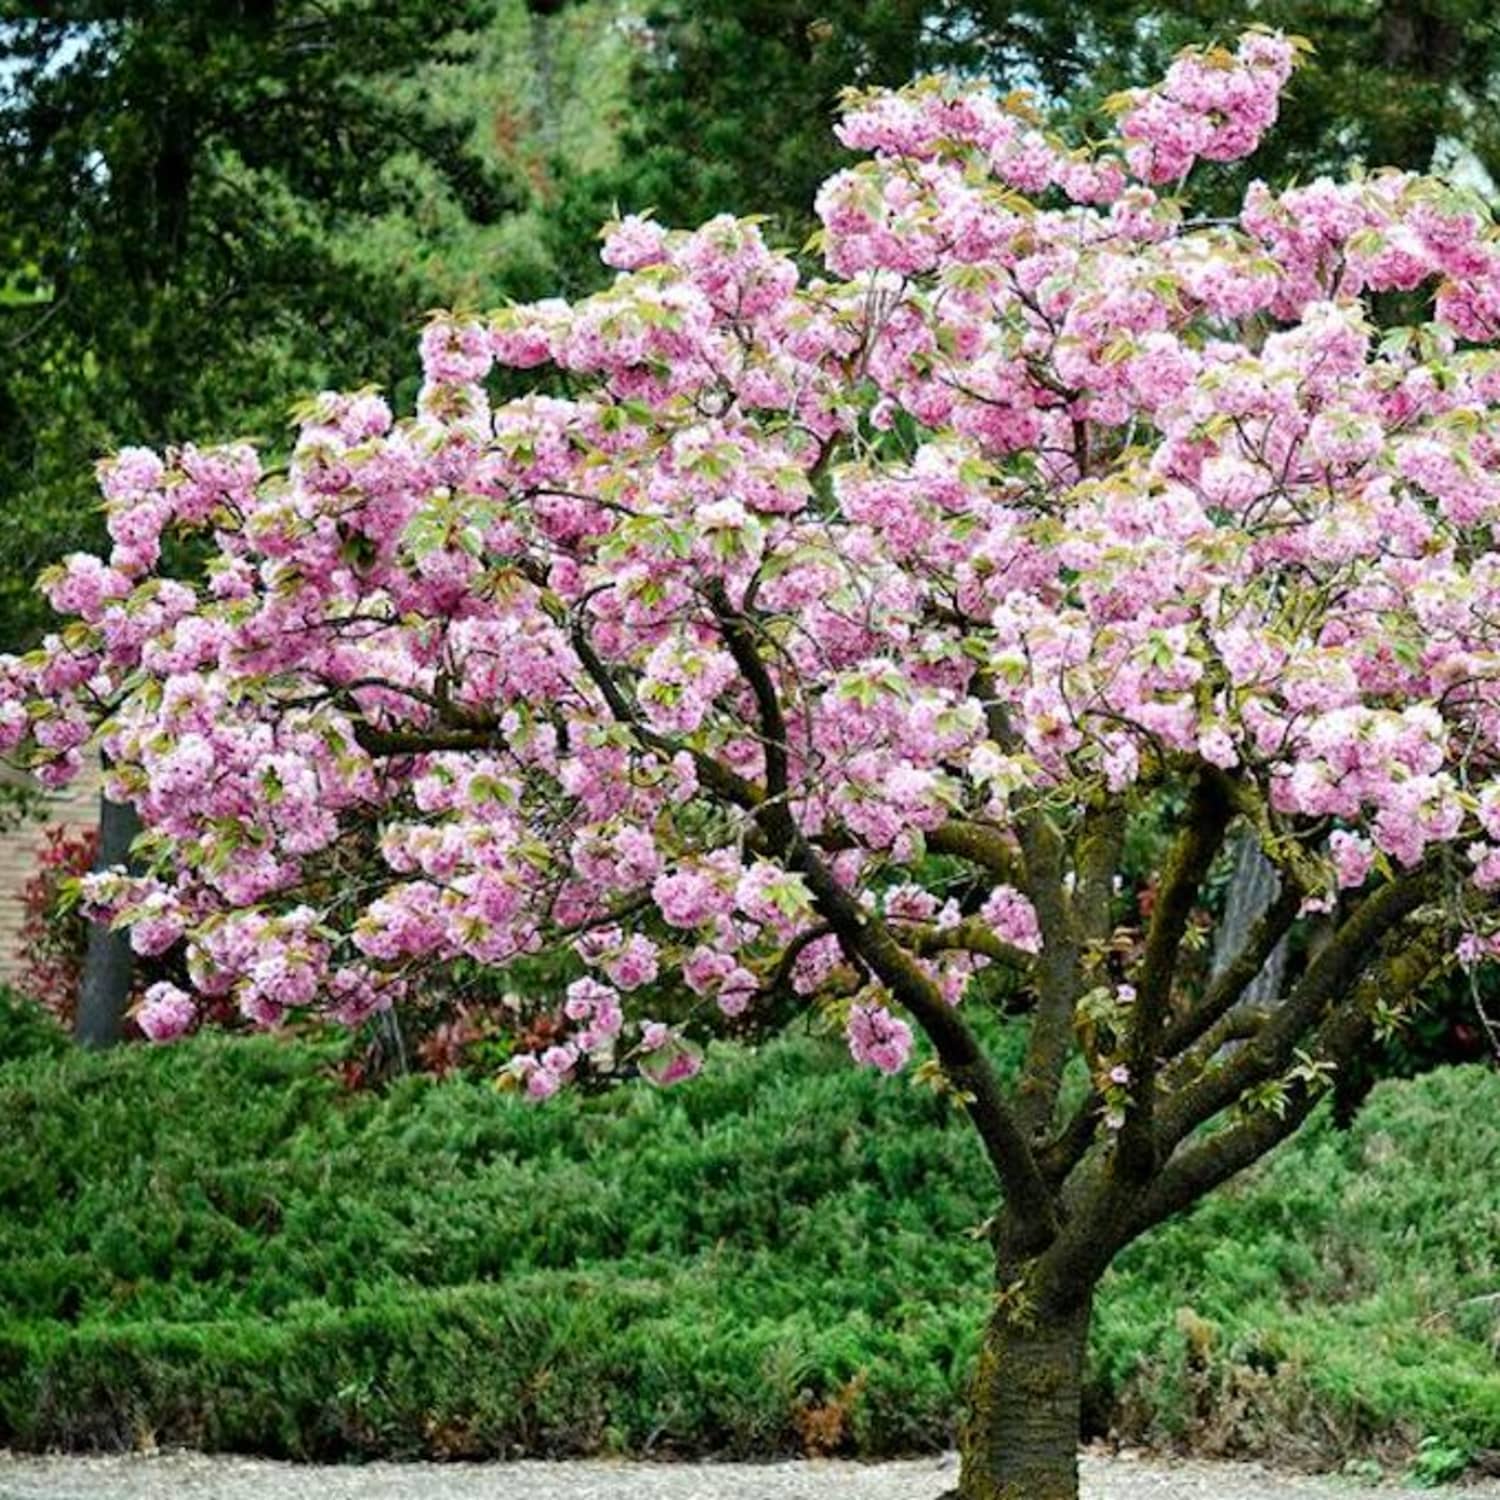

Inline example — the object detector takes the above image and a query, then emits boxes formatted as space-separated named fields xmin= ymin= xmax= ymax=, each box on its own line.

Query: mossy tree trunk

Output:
xmin=959 ymin=1289 xmax=1092 ymax=1500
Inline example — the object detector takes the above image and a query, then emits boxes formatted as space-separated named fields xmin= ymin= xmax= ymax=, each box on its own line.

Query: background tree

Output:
xmin=0 ymin=0 xmax=521 ymax=643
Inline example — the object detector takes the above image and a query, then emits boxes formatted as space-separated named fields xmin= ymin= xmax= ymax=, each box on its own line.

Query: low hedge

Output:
xmin=1 ymin=994 xmax=1496 ymax=1472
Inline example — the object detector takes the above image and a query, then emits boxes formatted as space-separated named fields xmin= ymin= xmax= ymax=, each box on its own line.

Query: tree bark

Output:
xmin=958 ymin=1286 xmax=1091 ymax=1500
xmin=73 ymin=793 xmax=139 ymax=1048
xmin=1211 ymin=830 xmax=1288 ymax=1008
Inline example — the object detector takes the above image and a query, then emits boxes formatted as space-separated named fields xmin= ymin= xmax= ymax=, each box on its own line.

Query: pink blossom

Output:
xmin=652 ymin=865 xmax=732 ymax=929
xmin=601 ymin=214 xmax=669 ymax=270
xmin=846 ymin=1002 xmax=913 ymax=1074
xmin=604 ymin=933 xmax=661 ymax=991
xmin=136 ymin=983 xmax=197 ymax=1042
xmin=980 ymin=886 xmax=1042 ymax=953
xmin=1329 ymin=829 xmax=1375 ymax=889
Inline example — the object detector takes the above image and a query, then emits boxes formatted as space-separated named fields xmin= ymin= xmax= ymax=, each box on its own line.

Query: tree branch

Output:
xmin=1074 ymin=799 xmax=1125 ymax=949
xmin=1156 ymin=868 xmax=1437 ymax=1152
xmin=1115 ymin=770 xmax=1233 ymax=1178
xmin=568 ymin=615 xmax=764 ymax=811
xmin=1134 ymin=927 xmax=1445 ymax=1234
xmin=965 ymin=670 xmax=1085 ymax=1137
xmin=925 ymin=821 xmax=1021 ymax=884
xmin=705 ymin=581 xmax=789 ymax=799
xmin=354 ymin=724 xmax=504 ymax=756
xmin=710 ymin=595 xmax=1059 ymax=1244
xmin=897 ymin=916 xmax=1038 ymax=970
xmin=1160 ymin=875 xmax=1305 ymax=1064
xmin=795 ymin=845 xmax=1061 ymax=1247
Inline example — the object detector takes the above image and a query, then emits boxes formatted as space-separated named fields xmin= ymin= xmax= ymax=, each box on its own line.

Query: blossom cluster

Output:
xmin=1115 ymin=31 xmax=1300 ymax=184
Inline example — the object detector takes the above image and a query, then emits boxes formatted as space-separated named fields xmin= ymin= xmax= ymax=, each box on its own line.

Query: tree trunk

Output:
xmin=958 ymin=1290 xmax=1091 ymax=1500
xmin=1212 ymin=830 xmax=1288 ymax=1007
xmin=73 ymin=793 xmax=139 ymax=1048
xmin=1379 ymin=0 xmax=1463 ymax=172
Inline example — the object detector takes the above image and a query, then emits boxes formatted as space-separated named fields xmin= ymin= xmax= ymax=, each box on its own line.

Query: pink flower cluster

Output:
xmin=1118 ymin=32 xmax=1298 ymax=184
xmin=136 ymin=982 xmax=197 ymax=1042
xmin=846 ymin=1002 xmax=914 ymax=1074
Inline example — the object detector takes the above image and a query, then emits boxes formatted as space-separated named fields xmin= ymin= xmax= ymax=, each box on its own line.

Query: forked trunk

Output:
xmin=958 ymin=1291 xmax=1091 ymax=1500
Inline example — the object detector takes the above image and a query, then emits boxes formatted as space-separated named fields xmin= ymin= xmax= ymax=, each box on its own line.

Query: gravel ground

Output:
xmin=1 ymin=1452 xmax=1496 ymax=1500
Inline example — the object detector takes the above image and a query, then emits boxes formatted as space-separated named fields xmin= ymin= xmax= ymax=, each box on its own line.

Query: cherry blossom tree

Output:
xmin=8 ymin=29 xmax=1500 ymax=1498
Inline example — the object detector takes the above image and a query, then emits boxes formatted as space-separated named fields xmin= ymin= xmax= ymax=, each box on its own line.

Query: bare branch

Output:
xmin=355 ymin=724 xmax=504 ymax=756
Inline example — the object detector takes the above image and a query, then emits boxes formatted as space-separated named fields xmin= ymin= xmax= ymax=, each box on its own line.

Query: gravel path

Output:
xmin=1 ymin=1452 xmax=1495 ymax=1500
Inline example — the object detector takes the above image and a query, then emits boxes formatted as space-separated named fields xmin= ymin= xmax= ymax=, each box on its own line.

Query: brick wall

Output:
xmin=0 ymin=766 xmax=103 ymax=985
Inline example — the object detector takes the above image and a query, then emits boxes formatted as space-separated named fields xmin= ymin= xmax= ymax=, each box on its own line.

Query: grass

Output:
xmin=1 ymin=993 xmax=1497 ymax=1471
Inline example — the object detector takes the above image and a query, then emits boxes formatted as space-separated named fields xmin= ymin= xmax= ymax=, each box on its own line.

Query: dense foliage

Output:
xmin=0 ymin=1000 xmax=1495 ymax=1475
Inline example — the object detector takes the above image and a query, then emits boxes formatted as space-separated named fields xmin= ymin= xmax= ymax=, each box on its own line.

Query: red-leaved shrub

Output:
xmin=15 ymin=823 xmax=98 ymax=1027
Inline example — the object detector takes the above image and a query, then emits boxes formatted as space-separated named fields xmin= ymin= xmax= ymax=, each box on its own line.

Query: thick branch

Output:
xmin=925 ymin=821 xmax=1021 ymax=884
xmin=962 ymin=670 xmax=1084 ymax=1137
xmin=1037 ymin=1093 xmax=1100 ymax=1186
xmin=899 ymin=916 xmax=1037 ymax=970
xmin=1033 ymin=914 xmax=1438 ymax=1296
xmin=1135 ymin=928 xmax=1445 ymax=1234
xmin=1115 ymin=771 xmax=1232 ymax=1178
xmin=355 ymin=724 xmax=504 ymax=756
xmin=1157 ymin=868 xmax=1436 ymax=1151
xmin=795 ymin=846 xmax=1060 ymax=1247
xmin=1160 ymin=875 xmax=1305 ymax=1063
xmin=1014 ymin=807 xmax=1082 ymax=1137
xmin=1074 ymin=799 xmax=1125 ymax=949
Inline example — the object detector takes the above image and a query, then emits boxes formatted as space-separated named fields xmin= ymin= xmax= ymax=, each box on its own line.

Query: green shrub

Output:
xmin=0 ymin=989 xmax=71 ymax=1068
xmin=1 ymin=992 xmax=1497 ymax=1468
